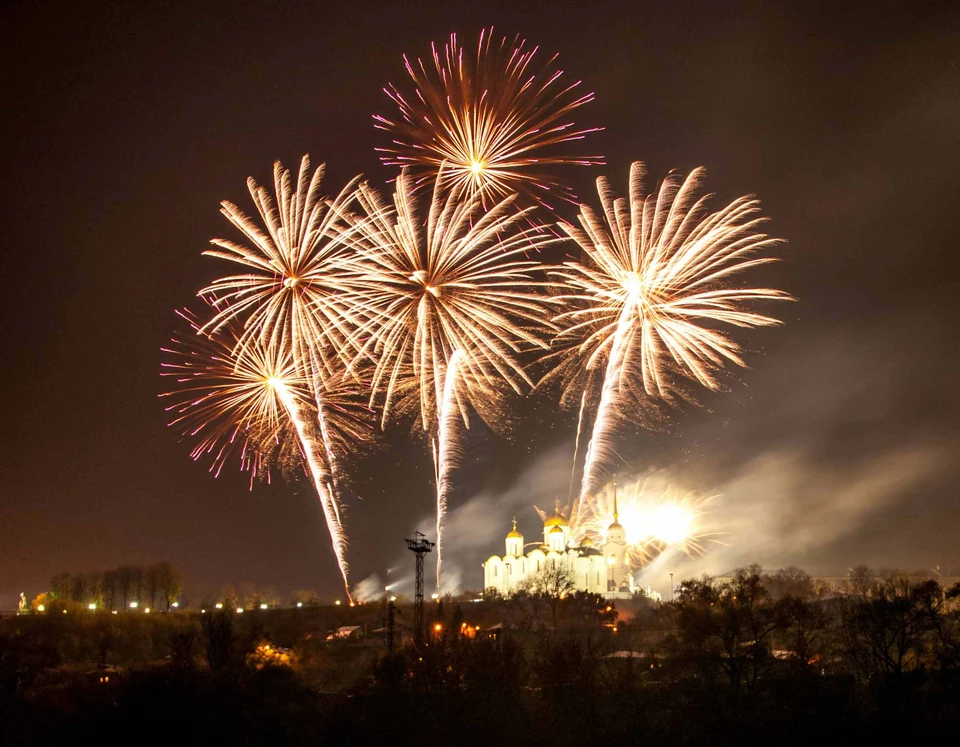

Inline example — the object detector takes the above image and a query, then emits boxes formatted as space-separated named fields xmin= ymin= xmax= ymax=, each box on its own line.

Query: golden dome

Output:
xmin=506 ymin=517 xmax=522 ymax=539
xmin=543 ymin=500 xmax=568 ymax=528
xmin=581 ymin=536 xmax=593 ymax=547
xmin=550 ymin=525 xmax=564 ymax=534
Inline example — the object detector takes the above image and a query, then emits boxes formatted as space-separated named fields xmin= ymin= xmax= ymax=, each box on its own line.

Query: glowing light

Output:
xmin=88 ymin=603 xmax=97 ymax=610
xmin=37 ymin=604 xmax=45 ymax=612
xmin=296 ymin=602 xmax=303 ymax=608
xmin=335 ymin=600 xmax=341 ymax=606
xmin=571 ymin=479 xmax=719 ymax=566
xmin=129 ymin=602 xmax=138 ymax=609
xmin=215 ymin=603 xmax=223 ymax=610
xmin=201 ymin=609 xmax=206 ymax=614
xmin=375 ymin=28 xmax=602 ymax=206
xmin=144 ymin=608 xmax=150 ymax=614
xmin=335 ymin=167 xmax=555 ymax=591
xmin=260 ymin=603 xmax=268 ymax=610
xmin=237 ymin=607 xmax=244 ymax=614
xmin=171 ymin=602 xmax=179 ymax=608
xmin=546 ymin=162 xmax=789 ymax=517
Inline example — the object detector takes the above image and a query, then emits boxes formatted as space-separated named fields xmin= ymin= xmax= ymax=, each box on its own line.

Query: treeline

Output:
xmin=42 ymin=562 xmax=182 ymax=612
xmin=4 ymin=565 xmax=960 ymax=744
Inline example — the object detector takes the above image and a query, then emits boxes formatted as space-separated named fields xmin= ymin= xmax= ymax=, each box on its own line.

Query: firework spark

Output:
xmin=333 ymin=167 xmax=556 ymax=590
xmin=547 ymin=162 xmax=791 ymax=514
xmin=375 ymin=28 xmax=602 ymax=207
xmin=570 ymin=478 xmax=719 ymax=566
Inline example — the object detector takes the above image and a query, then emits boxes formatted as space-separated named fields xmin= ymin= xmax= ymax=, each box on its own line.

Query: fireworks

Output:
xmin=200 ymin=155 xmax=361 ymax=375
xmin=185 ymin=155 xmax=381 ymax=601
xmin=375 ymin=28 xmax=602 ymax=207
xmin=333 ymin=167 xmax=556 ymax=589
xmin=161 ymin=310 xmax=371 ymax=600
xmin=159 ymin=41 xmax=795 ymax=596
xmin=548 ymin=162 xmax=790 ymax=512
xmin=160 ymin=309 xmax=305 ymax=482
xmin=570 ymin=478 xmax=719 ymax=566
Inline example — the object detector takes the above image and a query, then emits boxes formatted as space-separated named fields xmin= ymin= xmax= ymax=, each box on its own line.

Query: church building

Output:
xmin=482 ymin=495 xmax=634 ymax=599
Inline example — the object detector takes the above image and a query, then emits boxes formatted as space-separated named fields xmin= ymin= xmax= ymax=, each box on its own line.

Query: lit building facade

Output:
xmin=482 ymin=497 xmax=634 ymax=599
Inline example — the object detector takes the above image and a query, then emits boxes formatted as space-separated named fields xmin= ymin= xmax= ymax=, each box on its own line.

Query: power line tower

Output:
xmin=406 ymin=532 xmax=435 ymax=648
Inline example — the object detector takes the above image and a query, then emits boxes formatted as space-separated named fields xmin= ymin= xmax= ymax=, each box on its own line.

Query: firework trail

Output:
xmin=548 ymin=162 xmax=790 ymax=518
xmin=375 ymin=28 xmax=602 ymax=207
xmin=432 ymin=351 xmax=463 ymax=591
xmin=190 ymin=156 xmax=373 ymax=599
xmin=567 ymin=390 xmax=587 ymax=505
xmin=332 ymin=167 xmax=556 ymax=590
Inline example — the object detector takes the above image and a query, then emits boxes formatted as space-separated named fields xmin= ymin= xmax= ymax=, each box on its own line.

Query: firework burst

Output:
xmin=184 ymin=154 xmax=378 ymax=599
xmin=200 ymin=155 xmax=361 ymax=375
xmin=375 ymin=28 xmax=602 ymax=207
xmin=161 ymin=310 xmax=372 ymax=600
xmin=333 ymin=167 xmax=557 ymax=590
xmin=547 ymin=162 xmax=791 ymax=513
xmin=161 ymin=308 xmax=304 ymax=483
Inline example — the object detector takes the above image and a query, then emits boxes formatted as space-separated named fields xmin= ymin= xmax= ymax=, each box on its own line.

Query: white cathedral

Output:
xmin=482 ymin=497 xmax=634 ymax=599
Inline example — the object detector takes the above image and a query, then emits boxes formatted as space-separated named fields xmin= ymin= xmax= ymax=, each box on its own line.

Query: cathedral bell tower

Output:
xmin=602 ymin=480 xmax=629 ymax=591
xmin=505 ymin=518 xmax=523 ymax=557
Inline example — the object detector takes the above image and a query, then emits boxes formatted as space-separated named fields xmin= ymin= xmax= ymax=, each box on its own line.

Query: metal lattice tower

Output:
xmin=406 ymin=532 xmax=435 ymax=648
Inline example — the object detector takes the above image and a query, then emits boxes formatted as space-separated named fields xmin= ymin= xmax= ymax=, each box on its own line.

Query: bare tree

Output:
xmin=516 ymin=562 xmax=577 ymax=630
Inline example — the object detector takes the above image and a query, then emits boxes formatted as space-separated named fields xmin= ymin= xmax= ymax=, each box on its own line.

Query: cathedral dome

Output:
xmin=581 ymin=536 xmax=593 ymax=547
xmin=506 ymin=517 xmax=522 ymax=539
xmin=550 ymin=525 xmax=564 ymax=534
xmin=544 ymin=512 xmax=568 ymax=529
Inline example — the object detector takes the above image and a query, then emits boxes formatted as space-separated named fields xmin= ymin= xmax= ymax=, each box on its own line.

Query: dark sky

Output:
xmin=3 ymin=0 xmax=959 ymax=608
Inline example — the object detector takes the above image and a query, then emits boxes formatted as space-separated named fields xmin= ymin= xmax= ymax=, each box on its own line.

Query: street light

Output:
xmin=129 ymin=601 xmax=138 ymax=609
xmin=260 ymin=603 xmax=268 ymax=610
xmin=296 ymin=602 xmax=303 ymax=608
xmin=88 ymin=603 xmax=97 ymax=611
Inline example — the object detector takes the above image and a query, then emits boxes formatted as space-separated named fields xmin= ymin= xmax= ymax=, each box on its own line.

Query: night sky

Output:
xmin=3 ymin=0 xmax=959 ymax=608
